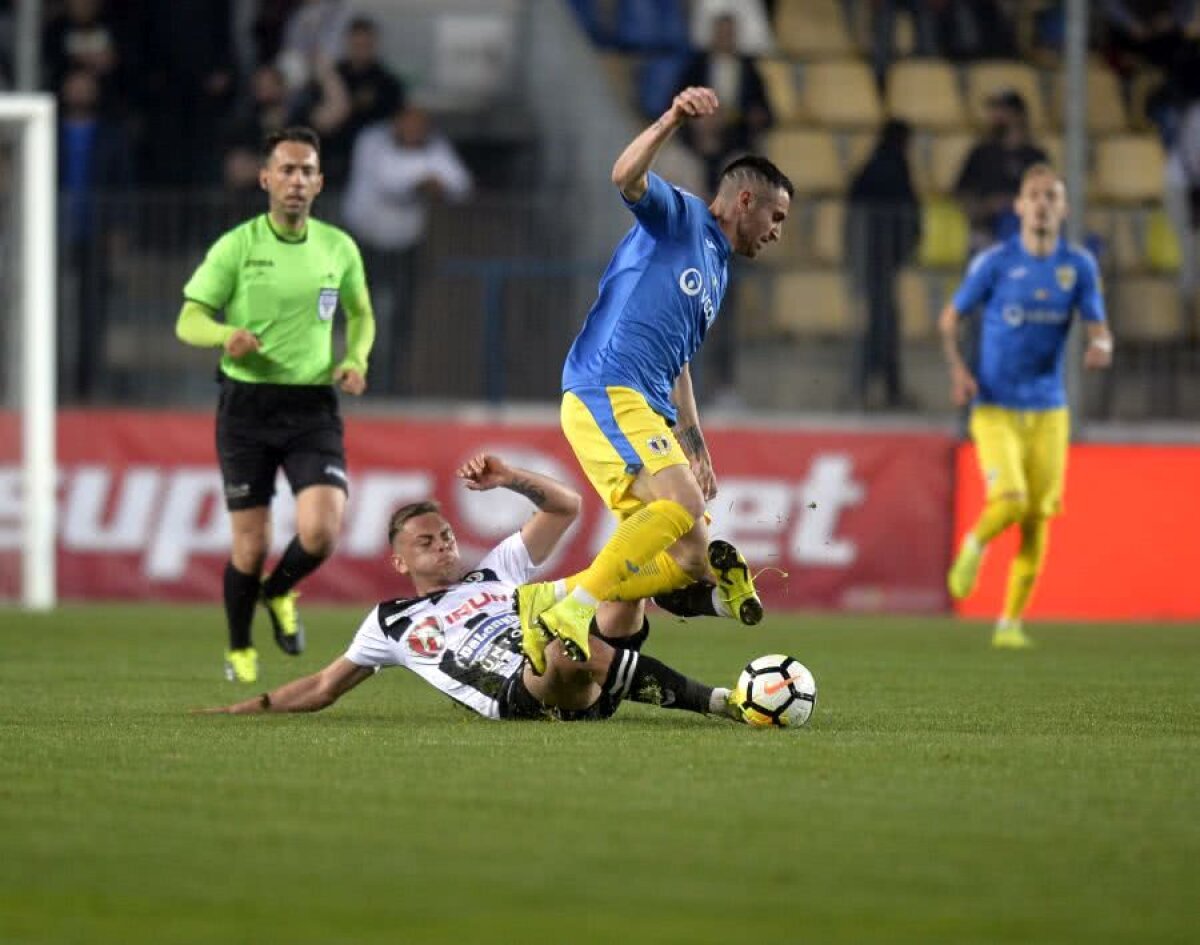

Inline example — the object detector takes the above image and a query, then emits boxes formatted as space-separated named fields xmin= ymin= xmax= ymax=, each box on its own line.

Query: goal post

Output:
xmin=0 ymin=94 xmax=57 ymax=609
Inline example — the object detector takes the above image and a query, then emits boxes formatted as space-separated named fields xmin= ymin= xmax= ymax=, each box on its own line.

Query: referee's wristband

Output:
xmin=1089 ymin=337 xmax=1114 ymax=353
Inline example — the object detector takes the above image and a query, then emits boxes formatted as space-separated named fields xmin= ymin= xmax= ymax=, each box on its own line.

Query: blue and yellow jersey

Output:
xmin=561 ymin=173 xmax=731 ymax=424
xmin=952 ymin=236 xmax=1106 ymax=409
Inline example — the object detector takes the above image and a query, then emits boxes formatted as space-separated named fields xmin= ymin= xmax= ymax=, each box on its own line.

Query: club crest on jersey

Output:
xmin=1055 ymin=266 xmax=1076 ymax=291
xmin=317 ymin=287 xmax=339 ymax=321
xmin=647 ymin=434 xmax=672 ymax=456
xmin=405 ymin=615 xmax=445 ymax=659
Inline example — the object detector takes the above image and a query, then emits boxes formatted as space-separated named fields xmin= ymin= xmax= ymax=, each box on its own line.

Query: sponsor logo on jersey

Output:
xmin=1055 ymin=266 xmax=1076 ymax=291
xmin=1008 ymin=267 xmax=1027 ymax=279
xmin=317 ymin=288 xmax=339 ymax=321
xmin=455 ymin=611 xmax=520 ymax=664
xmin=244 ymin=259 xmax=274 ymax=268
xmin=678 ymin=268 xmax=703 ymax=296
xmin=1003 ymin=305 xmax=1069 ymax=327
xmin=444 ymin=590 xmax=510 ymax=626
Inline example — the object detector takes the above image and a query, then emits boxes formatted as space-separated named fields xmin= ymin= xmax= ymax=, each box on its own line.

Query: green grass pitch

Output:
xmin=1 ymin=605 xmax=1196 ymax=945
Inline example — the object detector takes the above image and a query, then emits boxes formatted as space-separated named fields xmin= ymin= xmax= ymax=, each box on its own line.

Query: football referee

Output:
xmin=176 ymin=126 xmax=376 ymax=684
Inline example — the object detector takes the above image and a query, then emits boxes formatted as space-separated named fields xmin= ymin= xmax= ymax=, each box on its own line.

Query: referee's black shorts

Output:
xmin=215 ymin=376 xmax=348 ymax=511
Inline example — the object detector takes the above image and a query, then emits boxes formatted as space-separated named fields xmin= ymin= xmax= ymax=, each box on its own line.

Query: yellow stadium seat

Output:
xmin=1113 ymin=277 xmax=1184 ymax=340
xmin=886 ymin=59 xmax=966 ymax=129
xmin=1145 ymin=208 xmax=1182 ymax=274
xmin=811 ymin=199 xmax=845 ymax=265
xmin=775 ymin=0 xmax=854 ymax=57
xmin=926 ymin=131 xmax=976 ymax=195
xmin=800 ymin=60 xmax=882 ymax=128
xmin=965 ymin=61 xmax=1048 ymax=131
xmin=1105 ymin=209 xmax=1142 ymax=273
xmin=759 ymin=59 xmax=801 ymax=125
xmin=767 ymin=128 xmax=843 ymax=195
xmin=897 ymin=267 xmax=936 ymax=340
xmin=1055 ymin=62 xmax=1127 ymax=133
xmin=770 ymin=269 xmax=853 ymax=337
xmin=917 ymin=198 xmax=970 ymax=268
xmin=1094 ymin=135 xmax=1165 ymax=204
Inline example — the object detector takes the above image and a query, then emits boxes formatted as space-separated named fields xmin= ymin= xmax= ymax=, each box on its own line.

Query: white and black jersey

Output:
xmin=344 ymin=533 xmax=539 ymax=719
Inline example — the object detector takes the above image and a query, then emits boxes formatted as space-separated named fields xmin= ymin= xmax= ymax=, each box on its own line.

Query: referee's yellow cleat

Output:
xmin=262 ymin=589 xmax=305 ymax=656
xmin=992 ymin=623 xmax=1035 ymax=649
xmin=224 ymin=647 xmax=259 ymax=684
xmin=708 ymin=539 xmax=764 ymax=625
xmin=947 ymin=536 xmax=984 ymax=600
xmin=538 ymin=595 xmax=594 ymax=663
xmin=514 ymin=582 xmax=557 ymax=675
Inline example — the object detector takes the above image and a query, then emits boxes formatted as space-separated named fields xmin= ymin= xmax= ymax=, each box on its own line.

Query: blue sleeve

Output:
xmin=1075 ymin=250 xmax=1106 ymax=322
xmin=951 ymin=248 xmax=998 ymax=313
xmin=621 ymin=172 xmax=688 ymax=238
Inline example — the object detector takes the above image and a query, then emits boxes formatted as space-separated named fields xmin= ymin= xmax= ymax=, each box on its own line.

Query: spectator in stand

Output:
xmin=869 ymin=0 xmax=943 ymax=90
xmin=57 ymin=67 xmax=133 ymax=402
xmin=1164 ymin=98 xmax=1200 ymax=299
xmin=342 ymin=102 xmax=472 ymax=396
xmin=674 ymin=13 xmax=772 ymax=193
xmin=690 ymin=0 xmax=774 ymax=55
xmin=955 ymin=89 xmax=1048 ymax=252
xmin=251 ymin=0 xmax=303 ymax=68
xmin=277 ymin=0 xmax=351 ymax=92
xmin=1101 ymin=0 xmax=1197 ymax=71
xmin=325 ymin=17 xmax=405 ymax=186
xmin=845 ymin=119 xmax=922 ymax=410
xmin=42 ymin=0 xmax=131 ymax=105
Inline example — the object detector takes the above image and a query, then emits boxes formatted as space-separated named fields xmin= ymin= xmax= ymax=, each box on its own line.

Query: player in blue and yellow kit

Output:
xmin=940 ymin=164 xmax=1113 ymax=648
xmin=515 ymin=86 xmax=793 ymax=673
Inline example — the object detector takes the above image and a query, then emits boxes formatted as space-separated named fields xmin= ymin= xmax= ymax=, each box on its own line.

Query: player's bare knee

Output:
xmin=298 ymin=526 xmax=338 ymax=559
xmin=231 ymin=534 xmax=269 ymax=574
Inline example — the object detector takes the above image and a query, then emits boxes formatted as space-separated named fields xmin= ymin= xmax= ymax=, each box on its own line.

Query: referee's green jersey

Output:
xmin=184 ymin=214 xmax=368 ymax=385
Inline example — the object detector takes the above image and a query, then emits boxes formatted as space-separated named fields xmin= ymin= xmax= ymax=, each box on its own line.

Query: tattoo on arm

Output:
xmin=506 ymin=478 xmax=547 ymax=508
xmin=677 ymin=425 xmax=708 ymax=459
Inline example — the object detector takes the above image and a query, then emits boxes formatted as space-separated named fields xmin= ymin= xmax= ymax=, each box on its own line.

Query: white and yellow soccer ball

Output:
xmin=733 ymin=654 xmax=817 ymax=728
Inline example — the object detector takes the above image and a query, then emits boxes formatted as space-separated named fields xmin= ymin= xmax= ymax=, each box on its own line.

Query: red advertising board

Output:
xmin=954 ymin=444 xmax=1200 ymax=620
xmin=0 ymin=411 xmax=955 ymax=612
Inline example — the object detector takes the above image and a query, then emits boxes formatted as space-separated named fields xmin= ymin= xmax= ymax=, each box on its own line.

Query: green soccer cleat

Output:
xmin=708 ymin=540 xmax=764 ymax=625
xmin=262 ymin=588 xmax=306 ymax=656
xmin=514 ymin=582 xmax=557 ymax=675
xmin=538 ymin=595 xmax=594 ymax=663
xmin=224 ymin=647 xmax=259 ymax=684
xmin=947 ymin=536 xmax=984 ymax=601
xmin=992 ymin=623 xmax=1035 ymax=650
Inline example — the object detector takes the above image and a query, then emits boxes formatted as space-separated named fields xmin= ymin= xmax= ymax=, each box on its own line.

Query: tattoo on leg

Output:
xmin=506 ymin=478 xmax=547 ymax=508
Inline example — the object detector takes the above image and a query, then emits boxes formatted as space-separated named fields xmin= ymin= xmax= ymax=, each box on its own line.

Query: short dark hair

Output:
xmin=388 ymin=500 xmax=443 ymax=547
xmin=348 ymin=16 xmax=377 ymax=34
xmin=262 ymin=126 xmax=321 ymax=162
xmin=719 ymin=155 xmax=794 ymax=199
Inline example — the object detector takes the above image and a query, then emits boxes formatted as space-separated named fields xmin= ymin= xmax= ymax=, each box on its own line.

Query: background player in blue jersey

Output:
xmin=939 ymin=163 xmax=1113 ymax=648
xmin=515 ymin=86 xmax=793 ymax=673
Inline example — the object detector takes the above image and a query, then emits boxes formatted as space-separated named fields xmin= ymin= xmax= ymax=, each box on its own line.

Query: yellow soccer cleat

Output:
xmin=947 ymin=536 xmax=984 ymax=600
xmin=708 ymin=540 xmax=764 ymax=625
xmin=262 ymin=588 xmax=305 ymax=656
xmin=992 ymin=623 xmax=1035 ymax=649
xmin=514 ymin=582 xmax=557 ymax=675
xmin=224 ymin=647 xmax=259 ymax=684
xmin=538 ymin=595 xmax=594 ymax=663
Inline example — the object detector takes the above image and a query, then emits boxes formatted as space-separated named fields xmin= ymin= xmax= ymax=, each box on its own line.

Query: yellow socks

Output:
xmin=570 ymin=500 xmax=695 ymax=603
xmin=1002 ymin=517 xmax=1049 ymax=622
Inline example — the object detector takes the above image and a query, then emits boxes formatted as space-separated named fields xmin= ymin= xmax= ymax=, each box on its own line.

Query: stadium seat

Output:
xmin=1112 ymin=277 xmax=1184 ymax=340
xmin=1104 ymin=209 xmax=1142 ymax=273
xmin=811 ymin=199 xmax=845 ymax=265
xmin=917 ymin=198 xmax=970 ymax=268
xmin=1054 ymin=62 xmax=1127 ymax=133
xmin=775 ymin=0 xmax=855 ymax=57
xmin=800 ymin=60 xmax=882 ymax=128
xmin=759 ymin=59 xmax=801 ymax=124
xmin=965 ymin=61 xmax=1048 ymax=131
xmin=925 ymin=131 xmax=976 ymax=195
xmin=1094 ymin=135 xmax=1165 ymax=204
xmin=897 ymin=267 xmax=937 ymax=340
xmin=766 ymin=128 xmax=843 ymax=195
xmin=885 ymin=60 xmax=966 ymax=129
xmin=770 ymin=269 xmax=853 ymax=337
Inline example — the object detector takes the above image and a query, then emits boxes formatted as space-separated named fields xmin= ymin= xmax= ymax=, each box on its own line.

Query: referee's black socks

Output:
xmin=261 ymin=536 xmax=327 ymax=599
xmin=224 ymin=562 xmax=261 ymax=650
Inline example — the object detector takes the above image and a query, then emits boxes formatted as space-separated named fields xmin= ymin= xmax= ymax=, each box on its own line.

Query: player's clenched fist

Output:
xmin=223 ymin=328 xmax=261 ymax=359
xmin=670 ymin=86 xmax=719 ymax=123
xmin=456 ymin=453 xmax=513 ymax=491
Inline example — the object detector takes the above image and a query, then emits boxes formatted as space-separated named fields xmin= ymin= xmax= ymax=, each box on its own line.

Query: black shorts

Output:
xmin=215 ymin=376 xmax=348 ymax=511
xmin=497 ymin=662 xmax=622 ymax=722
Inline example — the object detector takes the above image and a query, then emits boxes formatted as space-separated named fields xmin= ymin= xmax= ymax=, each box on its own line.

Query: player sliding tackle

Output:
xmin=940 ymin=163 xmax=1112 ymax=648
xmin=515 ymin=86 xmax=794 ymax=673
xmin=197 ymin=454 xmax=745 ymax=723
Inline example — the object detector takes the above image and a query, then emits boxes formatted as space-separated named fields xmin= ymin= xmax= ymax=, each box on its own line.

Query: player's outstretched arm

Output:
xmin=193 ymin=657 xmax=374 ymax=715
xmin=457 ymin=454 xmax=582 ymax=564
xmin=611 ymin=86 xmax=719 ymax=203
xmin=938 ymin=303 xmax=978 ymax=406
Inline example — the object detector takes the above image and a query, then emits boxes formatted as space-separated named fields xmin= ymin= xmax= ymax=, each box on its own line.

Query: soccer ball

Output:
xmin=733 ymin=654 xmax=817 ymax=728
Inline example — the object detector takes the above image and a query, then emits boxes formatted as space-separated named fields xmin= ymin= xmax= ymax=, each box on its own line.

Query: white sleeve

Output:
xmin=344 ymin=605 xmax=404 ymax=669
xmin=477 ymin=532 xmax=538 ymax=586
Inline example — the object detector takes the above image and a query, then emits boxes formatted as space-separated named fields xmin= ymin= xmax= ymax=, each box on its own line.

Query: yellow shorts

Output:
xmin=969 ymin=405 xmax=1069 ymax=518
xmin=561 ymin=387 xmax=689 ymax=516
